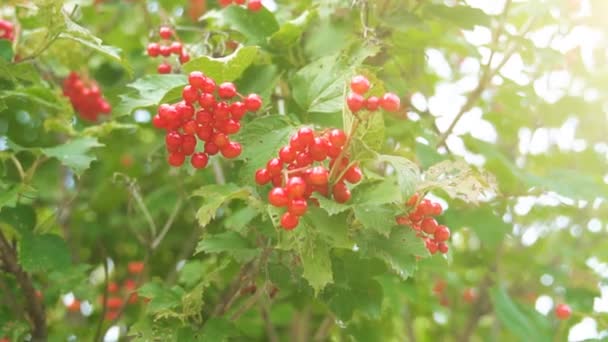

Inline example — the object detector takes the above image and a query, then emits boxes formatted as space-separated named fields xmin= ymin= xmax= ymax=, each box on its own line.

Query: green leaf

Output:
xmin=422 ymin=4 xmax=491 ymax=29
xmin=291 ymin=43 xmax=380 ymax=113
xmin=353 ymin=205 xmax=395 ymax=237
xmin=443 ymin=207 xmax=510 ymax=248
xmin=183 ymin=46 xmax=259 ymax=83
xmin=138 ymin=282 xmax=183 ymax=314
xmin=490 ymin=287 xmax=551 ymax=342
xmin=195 ymin=231 xmax=257 ymax=262
xmin=0 ymin=184 xmax=36 ymax=211
xmin=200 ymin=318 xmax=240 ymax=341
xmin=376 ymin=154 xmax=420 ymax=199
xmin=115 ymin=74 xmax=188 ymax=116
xmin=303 ymin=208 xmax=352 ymax=249
xmin=222 ymin=6 xmax=279 ymax=46
xmin=300 ymin=239 xmax=333 ymax=294
xmin=41 ymin=137 xmax=104 ymax=175
xmin=352 ymin=179 xmax=403 ymax=206
xmin=59 ymin=11 xmax=131 ymax=74
xmin=0 ymin=40 xmax=13 ymax=62
xmin=191 ymin=184 xmax=255 ymax=227
xmin=19 ymin=233 xmax=71 ymax=273
xmin=269 ymin=10 xmax=316 ymax=49
xmin=314 ymin=195 xmax=351 ymax=216
xmin=0 ymin=204 xmax=36 ymax=234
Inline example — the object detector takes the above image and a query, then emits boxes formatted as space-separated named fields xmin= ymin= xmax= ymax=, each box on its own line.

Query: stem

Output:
xmin=313 ymin=314 xmax=334 ymax=341
xmin=329 ymin=119 xmax=360 ymax=183
xmin=151 ymin=199 xmax=182 ymax=249
xmin=230 ymin=284 xmax=265 ymax=321
xmin=93 ymin=258 xmax=110 ymax=342
xmin=0 ymin=231 xmax=47 ymax=340
xmin=9 ymin=155 xmax=26 ymax=181
xmin=260 ymin=298 xmax=280 ymax=342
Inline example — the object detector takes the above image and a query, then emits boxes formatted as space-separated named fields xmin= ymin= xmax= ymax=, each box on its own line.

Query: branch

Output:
xmin=457 ymin=275 xmax=493 ymax=342
xmin=151 ymin=199 xmax=182 ymax=250
xmin=313 ymin=314 xmax=334 ymax=341
xmin=0 ymin=231 xmax=47 ymax=340
xmin=93 ymin=257 xmax=110 ymax=342
xmin=260 ymin=298 xmax=280 ymax=342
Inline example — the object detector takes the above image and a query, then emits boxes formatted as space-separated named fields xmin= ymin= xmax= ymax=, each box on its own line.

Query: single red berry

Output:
xmin=430 ymin=202 xmax=443 ymax=216
xmin=420 ymin=217 xmax=438 ymax=234
xmin=297 ymin=127 xmax=314 ymax=146
xmin=157 ymin=63 xmax=171 ymax=74
xmin=175 ymin=102 xmax=195 ymax=121
xmin=463 ymin=288 xmax=477 ymax=303
xmin=286 ymin=176 xmax=306 ymax=198
xmin=159 ymin=45 xmax=171 ymax=57
xmin=218 ymin=82 xmax=237 ymax=99
xmin=438 ymin=242 xmax=449 ymax=254
xmin=426 ymin=239 xmax=438 ymax=254
xmin=201 ymin=77 xmax=216 ymax=93
xmin=191 ymin=153 xmax=209 ymax=169
xmin=244 ymin=93 xmax=262 ymax=111
xmin=434 ymin=225 xmax=450 ymax=242
xmin=327 ymin=143 xmax=342 ymax=158
xmin=310 ymin=137 xmax=329 ymax=161
xmin=406 ymin=193 xmax=419 ymax=207
xmin=350 ymin=75 xmax=371 ymax=95
xmin=168 ymin=152 xmax=186 ymax=167
xmin=288 ymin=198 xmax=308 ymax=216
xmin=211 ymin=132 xmax=229 ymax=148
xmin=235 ymin=0 xmax=245 ymax=4
xmin=309 ymin=166 xmax=329 ymax=185
xmin=279 ymin=146 xmax=296 ymax=163
xmin=271 ymin=174 xmax=282 ymax=187
xmin=189 ymin=71 xmax=206 ymax=89
xmin=268 ymin=187 xmax=289 ymax=207
xmin=365 ymin=96 xmax=380 ymax=111
xmin=247 ymin=0 xmax=263 ymax=11
xmin=230 ymin=102 xmax=247 ymax=120
xmin=199 ymin=93 xmax=216 ymax=108
xmin=417 ymin=199 xmax=434 ymax=216
xmin=220 ymin=142 xmax=242 ymax=158
xmin=555 ymin=304 xmax=572 ymax=320
xmin=204 ymin=142 xmax=219 ymax=155
xmin=107 ymin=282 xmax=119 ymax=293
xmin=196 ymin=126 xmax=213 ymax=141
xmin=170 ymin=42 xmax=183 ymax=55
xmin=128 ymin=261 xmax=144 ymax=274
xmin=255 ymin=168 xmax=272 ymax=185
xmin=343 ymin=165 xmax=362 ymax=184
xmin=106 ymin=297 xmax=124 ymax=310
xmin=179 ymin=52 xmax=190 ymax=64
xmin=380 ymin=92 xmax=401 ymax=112
xmin=328 ymin=129 xmax=347 ymax=148
xmin=147 ymin=43 xmax=160 ymax=57
xmin=332 ymin=182 xmax=351 ymax=203
xmin=266 ymin=158 xmax=283 ymax=176
xmin=214 ymin=102 xmax=231 ymax=120
xmin=347 ymin=93 xmax=365 ymax=112
xmin=182 ymin=85 xmax=199 ymax=104
xmin=395 ymin=215 xmax=410 ymax=225
xmin=181 ymin=120 xmax=197 ymax=135
xmin=181 ymin=135 xmax=197 ymax=155
xmin=280 ymin=212 xmax=299 ymax=230
xmin=223 ymin=119 xmax=241 ymax=134
xmin=159 ymin=26 xmax=173 ymax=40
xmin=67 ymin=299 xmax=81 ymax=312
xmin=152 ymin=114 xmax=166 ymax=129
xmin=165 ymin=131 xmax=182 ymax=148
xmin=219 ymin=0 xmax=233 ymax=7
xmin=433 ymin=279 xmax=446 ymax=295
xmin=295 ymin=152 xmax=313 ymax=168
xmin=289 ymin=133 xmax=307 ymax=151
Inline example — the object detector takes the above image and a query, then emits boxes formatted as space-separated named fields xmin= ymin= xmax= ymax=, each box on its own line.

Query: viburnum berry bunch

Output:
xmin=0 ymin=19 xmax=14 ymax=41
xmin=396 ymin=193 xmax=451 ymax=255
xmin=146 ymin=26 xmax=190 ymax=74
xmin=62 ymin=72 xmax=112 ymax=122
xmin=153 ymin=71 xmax=262 ymax=168
xmin=347 ymin=75 xmax=401 ymax=113
xmin=219 ymin=0 xmax=263 ymax=12
xmin=255 ymin=127 xmax=363 ymax=230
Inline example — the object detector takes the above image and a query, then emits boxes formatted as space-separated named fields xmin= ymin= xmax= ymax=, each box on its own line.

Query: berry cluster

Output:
xmin=0 ymin=19 xmax=14 ymax=42
xmin=346 ymin=75 xmax=401 ymax=113
xmin=63 ymin=72 xmax=112 ymax=122
xmin=146 ymin=26 xmax=190 ymax=74
xmin=396 ymin=193 xmax=451 ymax=255
xmin=153 ymin=71 xmax=262 ymax=168
xmin=219 ymin=0 xmax=263 ymax=12
xmin=432 ymin=279 xmax=450 ymax=307
xmin=255 ymin=128 xmax=362 ymax=230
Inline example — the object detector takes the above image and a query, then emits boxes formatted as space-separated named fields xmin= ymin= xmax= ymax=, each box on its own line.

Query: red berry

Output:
xmin=230 ymin=102 xmax=247 ymax=120
xmin=147 ymin=43 xmax=160 ymax=57
xmin=289 ymin=133 xmax=307 ymax=151
xmin=160 ymin=45 xmax=171 ymax=57
xmin=170 ymin=42 xmax=183 ymax=55
xmin=288 ymin=199 xmax=308 ymax=216
xmin=308 ymin=166 xmax=329 ymax=186
xmin=365 ymin=96 xmax=380 ymax=111
xmin=106 ymin=297 xmax=124 ymax=310
xmin=295 ymin=152 xmax=313 ymax=168
xmin=347 ymin=93 xmax=365 ymax=112
xmin=310 ymin=137 xmax=329 ymax=161
xmin=168 ymin=152 xmax=185 ymax=167
xmin=327 ymin=143 xmax=341 ymax=158
xmin=218 ymin=82 xmax=237 ymax=99
xmin=244 ymin=94 xmax=262 ymax=111
xmin=286 ymin=176 xmax=306 ymax=198
xmin=420 ymin=217 xmax=438 ymax=234
xmin=297 ymin=127 xmax=314 ymax=146
xmin=406 ymin=193 xmax=419 ymax=207
xmin=196 ymin=126 xmax=213 ymax=141
xmin=191 ymin=153 xmax=209 ymax=169
xmin=219 ymin=0 xmax=233 ymax=6
xmin=280 ymin=212 xmax=299 ymax=230
xmin=159 ymin=26 xmax=173 ymax=40
xmin=430 ymin=202 xmax=443 ymax=216
xmin=248 ymin=0 xmax=263 ymax=11
xmin=438 ymin=242 xmax=449 ymax=254
xmin=201 ymin=77 xmax=216 ymax=93
xmin=271 ymin=174 xmax=282 ymax=187
xmin=189 ymin=71 xmax=206 ymax=89
xmin=350 ymin=75 xmax=370 ymax=95
xmin=279 ymin=146 xmax=296 ymax=163
xmin=343 ymin=165 xmax=362 ymax=184
xmin=268 ymin=187 xmax=289 ymax=207
xmin=182 ymin=120 xmax=198 ymax=135
xmin=181 ymin=135 xmax=197 ymax=155
xmin=152 ymin=114 xmax=166 ymax=129
xmin=328 ymin=129 xmax=347 ymax=148
xmin=128 ymin=261 xmax=145 ymax=274
xmin=199 ymin=93 xmax=216 ymax=108
xmin=220 ymin=142 xmax=242 ymax=158
xmin=417 ymin=199 xmax=434 ymax=216
xmin=176 ymin=102 xmax=195 ymax=121
xmin=266 ymin=158 xmax=283 ymax=176
xmin=165 ymin=131 xmax=182 ymax=148
xmin=332 ymin=182 xmax=351 ymax=203
xmin=157 ymin=63 xmax=171 ymax=74
xmin=426 ymin=239 xmax=438 ymax=254
xmin=395 ymin=215 xmax=410 ymax=225
xmin=179 ymin=52 xmax=190 ymax=64
xmin=211 ymin=132 xmax=229 ymax=147
xmin=182 ymin=85 xmax=199 ymax=104
xmin=463 ymin=288 xmax=476 ymax=303
xmin=555 ymin=304 xmax=572 ymax=320
xmin=380 ymin=92 xmax=400 ymax=112
xmin=223 ymin=119 xmax=241 ymax=134
xmin=205 ymin=142 xmax=219 ymax=155
xmin=255 ymin=168 xmax=272 ymax=185
xmin=434 ymin=225 xmax=450 ymax=242
xmin=214 ymin=102 xmax=231 ymax=120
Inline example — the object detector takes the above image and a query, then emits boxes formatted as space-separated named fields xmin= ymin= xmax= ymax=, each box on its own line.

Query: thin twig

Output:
xmin=9 ymin=155 xmax=26 ymax=181
xmin=260 ymin=298 xmax=280 ymax=342
xmin=313 ymin=314 xmax=334 ymax=341
xmin=93 ymin=258 xmax=110 ymax=342
xmin=152 ymin=199 xmax=182 ymax=249
xmin=230 ymin=285 xmax=265 ymax=321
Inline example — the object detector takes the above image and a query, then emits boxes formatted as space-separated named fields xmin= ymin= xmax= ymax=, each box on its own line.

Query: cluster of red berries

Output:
xmin=396 ymin=193 xmax=450 ymax=255
xmin=219 ymin=0 xmax=263 ymax=12
xmin=153 ymin=71 xmax=262 ymax=168
xmin=346 ymin=75 xmax=401 ymax=113
xmin=98 ymin=261 xmax=145 ymax=321
xmin=62 ymin=72 xmax=112 ymax=122
xmin=146 ymin=26 xmax=190 ymax=74
xmin=255 ymin=127 xmax=362 ymax=230
xmin=0 ymin=19 xmax=14 ymax=42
